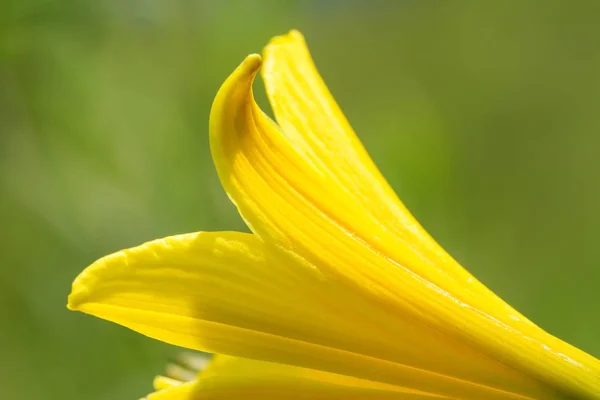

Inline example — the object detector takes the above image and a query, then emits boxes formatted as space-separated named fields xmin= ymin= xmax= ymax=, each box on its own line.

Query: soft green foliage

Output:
xmin=1 ymin=1 xmax=599 ymax=399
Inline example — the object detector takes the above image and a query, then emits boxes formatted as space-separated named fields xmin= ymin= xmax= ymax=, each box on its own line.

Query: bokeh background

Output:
xmin=1 ymin=1 xmax=599 ymax=398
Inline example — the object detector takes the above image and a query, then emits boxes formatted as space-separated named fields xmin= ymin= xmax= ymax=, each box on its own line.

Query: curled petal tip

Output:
xmin=238 ymin=53 xmax=262 ymax=77
xmin=209 ymin=53 xmax=264 ymax=166
xmin=209 ymin=53 xmax=262 ymax=122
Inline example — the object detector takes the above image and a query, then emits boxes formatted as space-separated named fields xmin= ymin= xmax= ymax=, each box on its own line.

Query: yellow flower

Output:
xmin=67 ymin=30 xmax=600 ymax=400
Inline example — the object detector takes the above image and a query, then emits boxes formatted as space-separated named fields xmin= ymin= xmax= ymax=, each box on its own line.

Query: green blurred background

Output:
xmin=1 ymin=1 xmax=599 ymax=398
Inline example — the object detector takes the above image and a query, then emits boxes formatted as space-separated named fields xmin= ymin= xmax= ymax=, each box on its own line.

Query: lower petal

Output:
xmin=68 ymin=231 xmax=559 ymax=399
xmin=143 ymin=355 xmax=447 ymax=400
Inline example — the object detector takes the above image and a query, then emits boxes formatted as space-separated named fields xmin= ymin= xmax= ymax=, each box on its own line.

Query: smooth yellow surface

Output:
xmin=68 ymin=30 xmax=600 ymax=399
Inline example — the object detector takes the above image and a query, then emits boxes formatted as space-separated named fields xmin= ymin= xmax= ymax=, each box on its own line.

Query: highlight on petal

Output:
xmin=209 ymin=30 xmax=600 ymax=399
xmin=68 ymin=230 xmax=559 ymax=399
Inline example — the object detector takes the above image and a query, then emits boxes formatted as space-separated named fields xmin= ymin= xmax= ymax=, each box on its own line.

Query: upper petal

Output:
xmin=209 ymin=31 xmax=600 ymax=399
xmin=262 ymin=30 xmax=487 ymax=300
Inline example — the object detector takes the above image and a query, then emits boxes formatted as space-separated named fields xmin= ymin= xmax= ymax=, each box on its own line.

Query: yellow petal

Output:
xmin=143 ymin=380 xmax=197 ymax=400
xmin=209 ymin=32 xmax=600 ymax=399
xmin=143 ymin=355 xmax=449 ymax=399
xmin=68 ymin=231 xmax=555 ymax=399
xmin=153 ymin=376 xmax=184 ymax=391
xmin=263 ymin=30 xmax=491 ymax=302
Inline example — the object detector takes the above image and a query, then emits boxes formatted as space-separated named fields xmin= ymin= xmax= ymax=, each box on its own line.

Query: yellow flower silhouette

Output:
xmin=68 ymin=30 xmax=600 ymax=399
